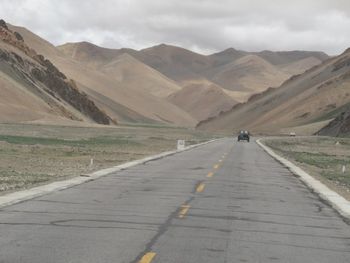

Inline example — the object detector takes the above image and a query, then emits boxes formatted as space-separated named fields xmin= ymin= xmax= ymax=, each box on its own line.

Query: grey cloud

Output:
xmin=1 ymin=0 xmax=350 ymax=55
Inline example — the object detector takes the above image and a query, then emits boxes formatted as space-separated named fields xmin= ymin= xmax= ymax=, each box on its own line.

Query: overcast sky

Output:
xmin=1 ymin=0 xmax=350 ymax=55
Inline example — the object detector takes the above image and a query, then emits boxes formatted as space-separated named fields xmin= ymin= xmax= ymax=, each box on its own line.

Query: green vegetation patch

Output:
xmin=265 ymin=137 xmax=350 ymax=189
xmin=0 ymin=135 xmax=141 ymax=147
xmin=291 ymin=152 xmax=347 ymax=169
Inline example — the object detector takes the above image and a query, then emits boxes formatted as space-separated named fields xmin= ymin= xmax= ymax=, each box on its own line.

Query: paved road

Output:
xmin=0 ymin=139 xmax=349 ymax=263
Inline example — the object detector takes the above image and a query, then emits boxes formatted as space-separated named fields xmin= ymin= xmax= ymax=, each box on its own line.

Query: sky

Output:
xmin=0 ymin=0 xmax=350 ymax=55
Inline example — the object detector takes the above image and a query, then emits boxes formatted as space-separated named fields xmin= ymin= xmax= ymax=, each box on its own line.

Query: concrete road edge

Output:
xmin=0 ymin=138 xmax=220 ymax=209
xmin=256 ymin=138 xmax=350 ymax=220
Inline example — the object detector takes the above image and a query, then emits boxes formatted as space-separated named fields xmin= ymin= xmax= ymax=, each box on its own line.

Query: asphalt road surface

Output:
xmin=0 ymin=139 xmax=349 ymax=263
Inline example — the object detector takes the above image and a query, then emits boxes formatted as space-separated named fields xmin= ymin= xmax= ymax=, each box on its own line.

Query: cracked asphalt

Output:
xmin=0 ymin=139 xmax=349 ymax=262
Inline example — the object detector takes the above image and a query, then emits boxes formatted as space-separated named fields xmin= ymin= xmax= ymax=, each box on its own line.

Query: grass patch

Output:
xmin=0 ymin=123 xmax=218 ymax=194
xmin=264 ymin=137 xmax=350 ymax=189
xmin=291 ymin=152 xmax=346 ymax=169
xmin=0 ymin=135 xmax=141 ymax=147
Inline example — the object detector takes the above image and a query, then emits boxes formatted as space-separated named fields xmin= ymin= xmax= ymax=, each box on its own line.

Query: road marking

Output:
xmin=196 ymin=183 xmax=205 ymax=193
xmin=219 ymin=159 xmax=223 ymax=162
xmin=139 ymin=252 xmax=156 ymax=263
xmin=214 ymin=164 xmax=220 ymax=169
xmin=207 ymin=172 xmax=214 ymax=178
xmin=178 ymin=204 xmax=190 ymax=218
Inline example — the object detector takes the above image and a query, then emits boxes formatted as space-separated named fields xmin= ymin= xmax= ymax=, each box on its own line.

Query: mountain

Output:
xmin=208 ymin=48 xmax=247 ymax=67
xmin=280 ymin=57 xmax=323 ymax=76
xmin=0 ymin=20 xmax=112 ymax=125
xmin=318 ymin=105 xmax=350 ymax=137
xmin=98 ymin=53 xmax=182 ymax=98
xmin=135 ymin=44 xmax=212 ymax=82
xmin=2 ymin=19 xmax=331 ymax=128
xmin=10 ymin=25 xmax=196 ymax=126
xmin=254 ymin=50 xmax=329 ymax=65
xmin=132 ymin=44 xmax=329 ymax=101
xmin=197 ymin=48 xmax=350 ymax=134
xmin=203 ymin=55 xmax=290 ymax=93
xmin=58 ymin=41 xmax=123 ymax=68
xmin=168 ymin=80 xmax=237 ymax=121
xmin=57 ymin=41 xmax=329 ymax=118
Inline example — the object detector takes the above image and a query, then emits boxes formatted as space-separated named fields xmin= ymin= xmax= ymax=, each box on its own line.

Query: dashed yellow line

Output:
xmin=214 ymin=164 xmax=220 ymax=169
xmin=207 ymin=172 xmax=214 ymax=178
xmin=139 ymin=252 xmax=156 ymax=263
xmin=196 ymin=182 xmax=205 ymax=193
xmin=178 ymin=204 xmax=190 ymax=218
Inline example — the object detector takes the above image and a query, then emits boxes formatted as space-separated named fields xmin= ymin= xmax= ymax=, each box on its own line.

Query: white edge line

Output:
xmin=0 ymin=138 xmax=221 ymax=208
xmin=256 ymin=138 xmax=350 ymax=220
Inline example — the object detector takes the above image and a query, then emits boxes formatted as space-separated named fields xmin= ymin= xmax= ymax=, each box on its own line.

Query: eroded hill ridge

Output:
xmin=0 ymin=19 xmax=113 ymax=125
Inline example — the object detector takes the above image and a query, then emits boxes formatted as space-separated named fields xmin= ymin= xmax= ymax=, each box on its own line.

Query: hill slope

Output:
xmin=168 ymin=81 xmax=237 ymax=122
xmin=57 ymin=41 xmax=329 ymax=118
xmin=0 ymin=21 xmax=111 ymax=125
xmin=204 ymin=55 xmax=290 ymax=93
xmin=197 ymin=49 xmax=350 ymax=134
xmin=10 ymin=25 xmax=196 ymax=126
xmin=317 ymin=104 xmax=350 ymax=137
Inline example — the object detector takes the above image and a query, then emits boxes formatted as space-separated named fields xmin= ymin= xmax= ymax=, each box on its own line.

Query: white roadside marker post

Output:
xmin=90 ymin=158 xmax=94 ymax=168
xmin=342 ymin=165 xmax=346 ymax=174
xmin=177 ymin=140 xmax=185 ymax=150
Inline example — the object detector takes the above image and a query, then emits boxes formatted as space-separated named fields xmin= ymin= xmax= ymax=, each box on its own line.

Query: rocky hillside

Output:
xmin=317 ymin=104 xmax=350 ymax=136
xmin=0 ymin=19 xmax=112 ymax=125
xmin=197 ymin=48 xmax=350 ymax=134
xmin=57 ymin=41 xmax=328 ymax=123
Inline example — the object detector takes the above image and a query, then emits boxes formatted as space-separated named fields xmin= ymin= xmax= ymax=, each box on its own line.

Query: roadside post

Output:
xmin=177 ymin=140 xmax=185 ymax=150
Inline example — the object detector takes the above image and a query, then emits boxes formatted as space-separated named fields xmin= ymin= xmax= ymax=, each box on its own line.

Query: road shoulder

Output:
xmin=257 ymin=138 xmax=350 ymax=220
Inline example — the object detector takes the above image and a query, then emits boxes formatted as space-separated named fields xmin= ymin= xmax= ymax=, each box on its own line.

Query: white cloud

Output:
xmin=0 ymin=0 xmax=350 ymax=55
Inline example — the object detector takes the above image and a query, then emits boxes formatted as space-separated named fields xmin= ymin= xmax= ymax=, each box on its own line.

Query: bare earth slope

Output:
xmin=254 ymin=50 xmax=329 ymax=65
xmin=204 ymin=55 xmax=290 ymax=93
xmin=56 ymin=41 xmax=329 ymax=120
xmin=197 ymin=49 xmax=350 ymax=133
xmin=318 ymin=105 xmax=350 ymax=136
xmin=10 ymin=25 xmax=196 ymax=126
xmin=0 ymin=21 xmax=111 ymax=125
xmin=59 ymin=42 xmax=182 ymax=97
xmin=168 ymin=82 xmax=237 ymax=122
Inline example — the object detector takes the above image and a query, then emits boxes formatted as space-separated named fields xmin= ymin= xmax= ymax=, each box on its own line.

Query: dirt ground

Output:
xmin=0 ymin=123 xmax=218 ymax=194
xmin=264 ymin=136 xmax=350 ymax=201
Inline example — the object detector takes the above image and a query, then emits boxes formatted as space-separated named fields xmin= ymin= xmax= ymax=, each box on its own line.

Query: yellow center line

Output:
xmin=207 ymin=172 xmax=214 ymax=178
xmin=139 ymin=252 xmax=156 ymax=263
xmin=178 ymin=204 xmax=190 ymax=218
xmin=196 ymin=182 xmax=205 ymax=193
xmin=214 ymin=164 xmax=220 ymax=169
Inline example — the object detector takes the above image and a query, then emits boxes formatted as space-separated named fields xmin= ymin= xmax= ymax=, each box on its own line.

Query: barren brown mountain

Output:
xmin=0 ymin=20 xmax=111 ymax=125
xmin=1 ymin=20 xmax=332 ymax=128
xmin=59 ymin=42 xmax=240 ymax=121
xmin=203 ymin=55 xmax=290 ymax=93
xmin=168 ymin=81 xmax=237 ymax=122
xmin=318 ymin=105 xmax=350 ymax=136
xmin=9 ymin=25 xmax=196 ymax=126
xmin=197 ymin=49 xmax=350 ymax=135
xmin=280 ymin=57 xmax=323 ymax=76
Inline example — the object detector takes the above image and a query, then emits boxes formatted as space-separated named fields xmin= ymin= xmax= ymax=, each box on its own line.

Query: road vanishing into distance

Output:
xmin=0 ymin=139 xmax=349 ymax=262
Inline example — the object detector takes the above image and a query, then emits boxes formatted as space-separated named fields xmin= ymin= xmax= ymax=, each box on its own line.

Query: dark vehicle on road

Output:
xmin=238 ymin=130 xmax=250 ymax=142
